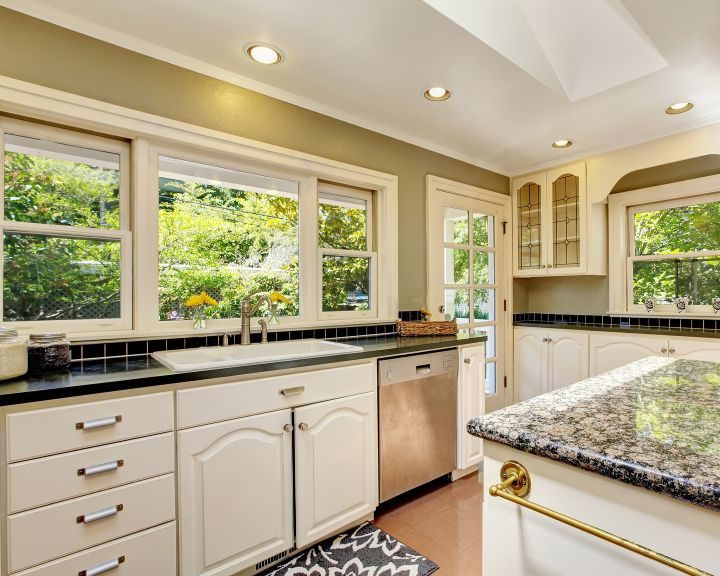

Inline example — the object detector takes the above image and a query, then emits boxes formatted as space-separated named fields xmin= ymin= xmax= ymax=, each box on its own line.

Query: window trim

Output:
xmin=0 ymin=117 xmax=132 ymax=333
xmin=0 ymin=78 xmax=398 ymax=337
xmin=608 ymin=174 xmax=720 ymax=316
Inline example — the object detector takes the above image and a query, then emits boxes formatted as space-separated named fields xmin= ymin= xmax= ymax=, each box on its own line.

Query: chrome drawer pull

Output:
xmin=280 ymin=386 xmax=305 ymax=396
xmin=78 ymin=459 xmax=125 ymax=477
xmin=79 ymin=555 xmax=125 ymax=576
xmin=77 ymin=504 xmax=124 ymax=524
xmin=76 ymin=415 xmax=122 ymax=430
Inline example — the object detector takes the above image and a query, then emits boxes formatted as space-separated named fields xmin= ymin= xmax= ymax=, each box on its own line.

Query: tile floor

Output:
xmin=374 ymin=472 xmax=483 ymax=575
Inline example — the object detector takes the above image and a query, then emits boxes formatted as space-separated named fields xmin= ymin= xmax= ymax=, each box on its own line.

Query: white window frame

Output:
xmin=0 ymin=117 xmax=132 ymax=333
xmin=0 ymin=77 xmax=398 ymax=338
xmin=608 ymin=174 xmax=720 ymax=317
xmin=140 ymin=142 xmax=313 ymax=332
xmin=318 ymin=182 xmax=377 ymax=321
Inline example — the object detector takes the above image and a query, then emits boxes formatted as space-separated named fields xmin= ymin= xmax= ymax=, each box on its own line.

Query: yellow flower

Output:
xmin=185 ymin=291 xmax=218 ymax=308
xmin=269 ymin=290 xmax=291 ymax=304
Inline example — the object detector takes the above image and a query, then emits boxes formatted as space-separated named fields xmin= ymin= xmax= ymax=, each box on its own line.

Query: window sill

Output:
xmin=66 ymin=317 xmax=399 ymax=342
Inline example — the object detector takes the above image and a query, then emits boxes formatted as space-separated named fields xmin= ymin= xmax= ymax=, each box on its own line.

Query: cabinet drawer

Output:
xmin=14 ymin=522 xmax=176 ymax=576
xmin=177 ymin=362 xmax=375 ymax=428
xmin=8 ymin=433 xmax=175 ymax=513
xmin=7 ymin=392 xmax=174 ymax=462
xmin=8 ymin=474 xmax=175 ymax=573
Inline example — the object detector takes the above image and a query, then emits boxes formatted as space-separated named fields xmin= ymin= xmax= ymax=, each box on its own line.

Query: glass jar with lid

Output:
xmin=27 ymin=333 xmax=71 ymax=373
xmin=0 ymin=327 xmax=28 ymax=381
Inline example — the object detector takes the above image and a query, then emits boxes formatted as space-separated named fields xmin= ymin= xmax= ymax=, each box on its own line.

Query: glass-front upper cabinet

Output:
xmin=512 ymin=162 xmax=604 ymax=277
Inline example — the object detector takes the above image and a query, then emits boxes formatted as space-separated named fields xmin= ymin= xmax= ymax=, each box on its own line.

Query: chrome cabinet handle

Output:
xmin=283 ymin=424 xmax=293 ymax=433
xmin=280 ymin=386 xmax=305 ymax=396
xmin=299 ymin=423 xmax=309 ymax=431
xmin=79 ymin=556 xmax=125 ymax=576
xmin=77 ymin=504 xmax=123 ymax=524
xmin=661 ymin=347 xmax=668 ymax=353
xmin=76 ymin=415 xmax=122 ymax=430
xmin=78 ymin=459 xmax=124 ymax=477
xmin=464 ymin=358 xmax=471 ymax=364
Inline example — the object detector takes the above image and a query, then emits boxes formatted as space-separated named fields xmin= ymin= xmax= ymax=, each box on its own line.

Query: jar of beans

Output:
xmin=27 ymin=333 xmax=71 ymax=373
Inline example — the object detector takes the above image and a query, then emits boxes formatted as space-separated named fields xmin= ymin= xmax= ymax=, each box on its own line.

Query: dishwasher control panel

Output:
xmin=379 ymin=349 xmax=459 ymax=385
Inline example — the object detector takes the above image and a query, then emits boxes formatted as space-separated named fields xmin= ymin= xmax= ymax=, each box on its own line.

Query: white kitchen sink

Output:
xmin=152 ymin=339 xmax=364 ymax=372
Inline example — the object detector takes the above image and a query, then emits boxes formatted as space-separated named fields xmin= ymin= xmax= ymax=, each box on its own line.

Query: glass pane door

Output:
xmin=552 ymin=173 xmax=580 ymax=268
xmin=443 ymin=207 xmax=499 ymax=394
xmin=516 ymin=181 xmax=543 ymax=270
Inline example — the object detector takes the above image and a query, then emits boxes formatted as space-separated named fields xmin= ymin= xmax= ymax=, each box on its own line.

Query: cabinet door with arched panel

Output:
xmin=512 ymin=172 xmax=547 ymax=277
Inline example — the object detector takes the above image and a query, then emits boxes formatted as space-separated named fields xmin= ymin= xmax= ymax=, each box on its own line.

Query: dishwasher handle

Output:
xmin=415 ymin=364 xmax=432 ymax=375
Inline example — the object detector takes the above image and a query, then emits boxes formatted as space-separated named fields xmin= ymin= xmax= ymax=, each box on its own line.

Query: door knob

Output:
xmin=299 ymin=423 xmax=310 ymax=431
xmin=438 ymin=305 xmax=445 ymax=313
xmin=668 ymin=348 xmax=676 ymax=354
xmin=464 ymin=358 xmax=471 ymax=364
xmin=283 ymin=424 xmax=293 ymax=433
xmin=661 ymin=348 xmax=668 ymax=353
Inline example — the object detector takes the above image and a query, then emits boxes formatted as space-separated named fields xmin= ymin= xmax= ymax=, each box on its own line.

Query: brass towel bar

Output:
xmin=489 ymin=461 xmax=713 ymax=576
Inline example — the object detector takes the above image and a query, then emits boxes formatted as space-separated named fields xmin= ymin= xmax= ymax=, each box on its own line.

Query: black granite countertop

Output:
xmin=514 ymin=320 xmax=720 ymax=339
xmin=468 ymin=357 xmax=720 ymax=511
xmin=0 ymin=332 xmax=487 ymax=406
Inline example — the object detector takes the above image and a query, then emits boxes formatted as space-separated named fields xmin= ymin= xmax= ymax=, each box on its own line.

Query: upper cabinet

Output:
xmin=512 ymin=162 xmax=606 ymax=277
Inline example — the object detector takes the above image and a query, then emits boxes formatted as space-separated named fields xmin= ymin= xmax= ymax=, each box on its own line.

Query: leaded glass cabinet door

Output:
xmin=513 ymin=172 xmax=547 ymax=277
xmin=547 ymin=163 xmax=587 ymax=275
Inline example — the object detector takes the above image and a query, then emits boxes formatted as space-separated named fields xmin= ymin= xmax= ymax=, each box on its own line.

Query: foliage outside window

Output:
xmin=630 ymin=194 xmax=720 ymax=313
xmin=158 ymin=157 xmax=300 ymax=321
xmin=319 ymin=183 xmax=375 ymax=314
xmin=1 ymin=121 xmax=130 ymax=329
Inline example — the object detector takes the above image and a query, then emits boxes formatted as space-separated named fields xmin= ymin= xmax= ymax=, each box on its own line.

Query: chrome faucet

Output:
xmin=221 ymin=293 xmax=274 ymax=346
xmin=239 ymin=293 xmax=273 ymax=345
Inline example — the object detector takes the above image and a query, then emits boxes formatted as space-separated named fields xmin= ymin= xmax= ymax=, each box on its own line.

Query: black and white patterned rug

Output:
xmin=259 ymin=522 xmax=439 ymax=576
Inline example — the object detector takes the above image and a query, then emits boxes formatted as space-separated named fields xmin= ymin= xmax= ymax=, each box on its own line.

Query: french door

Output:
xmin=427 ymin=177 xmax=511 ymax=413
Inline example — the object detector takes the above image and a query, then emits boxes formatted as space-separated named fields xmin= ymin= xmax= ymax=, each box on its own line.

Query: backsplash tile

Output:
xmin=514 ymin=313 xmax=720 ymax=333
xmin=71 ymin=322 xmax=399 ymax=362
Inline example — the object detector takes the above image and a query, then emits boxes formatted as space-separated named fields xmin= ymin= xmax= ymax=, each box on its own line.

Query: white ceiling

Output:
xmin=4 ymin=0 xmax=720 ymax=175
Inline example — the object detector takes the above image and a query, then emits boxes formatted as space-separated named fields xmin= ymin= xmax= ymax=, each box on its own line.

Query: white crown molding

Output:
xmin=0 ymin=0 xmax=508 ymax=175
xmin=508 ymin=111 xmax=720 ymax=177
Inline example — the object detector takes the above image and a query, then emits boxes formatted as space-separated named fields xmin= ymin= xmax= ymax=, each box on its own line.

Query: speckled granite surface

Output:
xmin=468 ymin=357 xmax=720 ymax=511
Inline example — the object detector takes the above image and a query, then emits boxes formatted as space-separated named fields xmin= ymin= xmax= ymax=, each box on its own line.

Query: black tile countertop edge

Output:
xmin=514 ymin=321 xmax=720 ymax=339
xmin=0 ymin=332 xmax=487 ymax=406
xmin=468 ymin=357 xmax=720 ymax=511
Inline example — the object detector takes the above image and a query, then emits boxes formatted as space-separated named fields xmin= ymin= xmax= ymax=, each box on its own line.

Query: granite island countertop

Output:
xmin=468 ymin=357 xmax=720 ymax=511
xmin=0 ymin=332 xmax=487 ymax=406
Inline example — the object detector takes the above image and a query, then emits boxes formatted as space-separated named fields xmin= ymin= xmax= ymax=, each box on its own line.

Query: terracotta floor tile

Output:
xmin=375 ymin=472 xmax=484 ymax=575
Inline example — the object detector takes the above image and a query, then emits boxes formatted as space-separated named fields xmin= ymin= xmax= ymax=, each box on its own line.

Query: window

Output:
xmin=1 ymin=119 xmax=131 ymax=331
xmin=157 ymin=156 xmax=300 ymax=322
xmin=627 ymin=194 xmax=720 ymax=314
xmin=318 ymin=182 xmax=376 ymax=317
xmin=0 ymin=111 xmax=396 ymax=336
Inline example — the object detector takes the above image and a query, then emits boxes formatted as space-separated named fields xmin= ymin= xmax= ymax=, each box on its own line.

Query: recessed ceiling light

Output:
xmin=246 ymin=43 xmax=283 ymax=65
xmin=551 ymin=139 xmax=573 ymax=148
xmin=665 ymin=102 xmax=694 ymax=114
xmin=424 ymin=86 xmax=451 ymax=101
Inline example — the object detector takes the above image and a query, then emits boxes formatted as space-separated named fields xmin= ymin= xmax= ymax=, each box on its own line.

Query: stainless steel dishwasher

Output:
xmin=378 ymin=349 xmax=458 ymax=502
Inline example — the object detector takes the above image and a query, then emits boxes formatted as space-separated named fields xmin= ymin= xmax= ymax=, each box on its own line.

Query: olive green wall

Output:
xmin=0 ymin=8 xmax=508 ymax=311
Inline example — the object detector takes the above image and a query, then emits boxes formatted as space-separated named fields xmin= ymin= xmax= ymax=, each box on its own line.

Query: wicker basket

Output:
xmin=396 ymin=319 xmax=458 ymax=337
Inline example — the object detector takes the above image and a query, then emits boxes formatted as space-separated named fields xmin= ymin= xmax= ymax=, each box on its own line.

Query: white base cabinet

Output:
xmin=457 ymin=344 xmax=486 ymax=469
xmin=516 ymin=327 xmax=720 ymax=401
xmin=589 ymin=333 xmax=667 ymax=375
xmin=514 ymin=327 xmax=588 ymax=402
xmin=178 ymin=410 xmax=294 ymax=576
xmin=294 ymin=392 xmax=377 ymax=548
xmin=176 ymin=362 xmax=377 ymax=576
